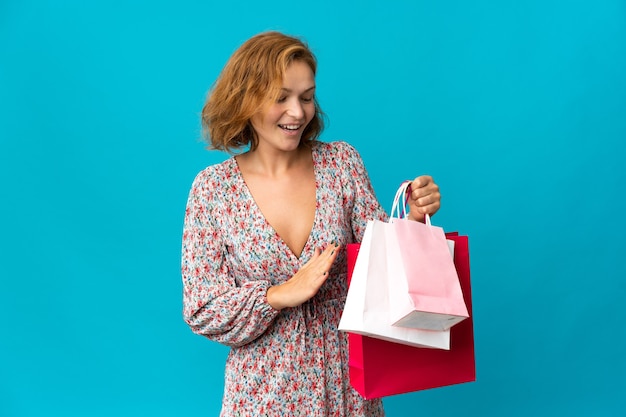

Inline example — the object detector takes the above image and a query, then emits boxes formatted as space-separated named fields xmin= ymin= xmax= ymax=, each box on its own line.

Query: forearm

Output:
xmin=184 ymin=280 xmax=280 ymax=347
xmin=266 ymin=285 xmax=287 ymax=311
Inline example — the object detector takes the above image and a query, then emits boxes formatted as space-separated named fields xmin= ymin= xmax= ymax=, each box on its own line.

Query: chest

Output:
xmin=216 ymin=155 xmax=354 ymax=284
xmin=244 ymin=169 xmax=316 ymax=259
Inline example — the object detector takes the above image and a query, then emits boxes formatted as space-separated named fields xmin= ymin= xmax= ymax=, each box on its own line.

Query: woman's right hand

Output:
xmin=266 ymin=242 xmax=341 ymax=310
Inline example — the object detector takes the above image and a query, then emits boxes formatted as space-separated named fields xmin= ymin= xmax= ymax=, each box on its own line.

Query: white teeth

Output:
xmin=279 ymin=124 xmax=300 ymax=130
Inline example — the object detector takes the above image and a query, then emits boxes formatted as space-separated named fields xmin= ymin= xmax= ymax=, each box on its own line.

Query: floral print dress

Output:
xmin=182 ymin=141 xmax=388 ymax=416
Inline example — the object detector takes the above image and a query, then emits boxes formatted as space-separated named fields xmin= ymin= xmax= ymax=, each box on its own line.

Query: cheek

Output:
xmin=250 ymin=113 xmax=265 ymax=131
xmin=253 ymin=115 xmax=275 ymax=132
xmin=305 ymin=103 xmax=316 ymax=121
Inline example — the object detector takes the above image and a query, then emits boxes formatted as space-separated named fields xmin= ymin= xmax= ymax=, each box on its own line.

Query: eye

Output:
xmin=277 ymin=96 xmax=287 ymax=103
xmin=301 ymin=96 xmax=314 ymax=103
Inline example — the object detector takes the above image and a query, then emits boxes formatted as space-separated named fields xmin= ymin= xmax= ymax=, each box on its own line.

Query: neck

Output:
xmin=238 ymin=143 xmax=311 ymax=178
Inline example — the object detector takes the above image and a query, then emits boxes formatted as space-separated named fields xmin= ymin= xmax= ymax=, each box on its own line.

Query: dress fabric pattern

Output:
xmin=182 ymin=141 xmax=388 ymax=416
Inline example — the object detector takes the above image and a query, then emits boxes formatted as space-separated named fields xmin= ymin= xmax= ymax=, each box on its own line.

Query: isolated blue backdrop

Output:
xmin=1 ymin=0 xmax=625 ymax=416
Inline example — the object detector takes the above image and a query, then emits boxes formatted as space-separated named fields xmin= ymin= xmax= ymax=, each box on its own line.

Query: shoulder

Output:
xmin=189 ymin=157 xmax=236 ymax=196
xmin=312 ymin=140 xmax=362 ymax=165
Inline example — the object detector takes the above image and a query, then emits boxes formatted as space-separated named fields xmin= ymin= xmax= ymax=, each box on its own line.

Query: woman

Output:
xmin=181 ymin=31 xmax=441 ymax=416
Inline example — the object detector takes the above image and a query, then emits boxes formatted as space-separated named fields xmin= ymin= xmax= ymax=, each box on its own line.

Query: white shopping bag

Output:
xmin=338 ymin=220 xmax=450 ymax=350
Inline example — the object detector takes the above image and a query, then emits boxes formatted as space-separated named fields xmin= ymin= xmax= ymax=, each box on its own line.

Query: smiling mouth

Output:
xmin=278 ymin=124 xmax=301 ymax=131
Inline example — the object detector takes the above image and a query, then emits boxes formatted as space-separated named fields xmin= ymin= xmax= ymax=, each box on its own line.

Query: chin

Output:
xmin=280 ymin=136 xmax=303 ymax=149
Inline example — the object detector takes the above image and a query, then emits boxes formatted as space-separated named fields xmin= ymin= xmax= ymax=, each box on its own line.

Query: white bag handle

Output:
xmin=391 ymin=180 xmax=410 ymax=219
xmin=390 ymin=180 xmax=431 ymax=225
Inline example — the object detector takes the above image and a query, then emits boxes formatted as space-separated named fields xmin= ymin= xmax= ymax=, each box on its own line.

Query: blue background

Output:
xmin=1 ymin=0 xmax=625 ymax=416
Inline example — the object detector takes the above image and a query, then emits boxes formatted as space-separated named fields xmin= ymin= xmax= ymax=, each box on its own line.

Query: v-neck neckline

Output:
xmin=231 ymin=144 xmax=320 ymax=262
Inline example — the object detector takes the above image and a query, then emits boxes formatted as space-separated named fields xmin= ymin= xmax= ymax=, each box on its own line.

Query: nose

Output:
xmin=286 ymin=98 xmax=304 ymax=119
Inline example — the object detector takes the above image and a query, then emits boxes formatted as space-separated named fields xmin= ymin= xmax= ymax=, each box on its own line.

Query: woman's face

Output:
xmin=250 ymin=60 xmax=316 ymax=152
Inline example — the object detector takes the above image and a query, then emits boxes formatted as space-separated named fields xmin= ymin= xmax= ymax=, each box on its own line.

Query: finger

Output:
xmin=411 ymin=175 xmax=432 ymax=190
xmin=319 ymin=241 xmax=339 ymax=256
xmin=313 ymin=269 xmax=331 ymax=286
xmin=301 ymin=247 xmax=323 ymax=271
xmin=412 ymin=201 xmax=441 ymax=216
xmin=313 ymin=243 xmax=341 ymax=272
xmin=304 ymin=243 xmax=334 ymax=271
xmin=324 ymin=244 xmax=342 ymax=266
xmin=412 ymin=190 xmax=441 ymax=207
xmin=411 ymin=182 xmax=439 ymax=202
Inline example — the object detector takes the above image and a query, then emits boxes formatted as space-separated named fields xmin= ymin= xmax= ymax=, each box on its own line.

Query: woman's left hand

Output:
xmin=407 ymin=175 xmax=441 ymax=222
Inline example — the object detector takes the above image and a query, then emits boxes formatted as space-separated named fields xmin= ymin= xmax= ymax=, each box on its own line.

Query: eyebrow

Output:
xmin=280 ymin=86 xmax=316 ymax=93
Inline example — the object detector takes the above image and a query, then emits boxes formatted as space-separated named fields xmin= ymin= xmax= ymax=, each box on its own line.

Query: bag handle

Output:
xmin=390 ymin=180 xmax=431 ymax=225
xmin=391 ymin=180 xmax=411 ymax=219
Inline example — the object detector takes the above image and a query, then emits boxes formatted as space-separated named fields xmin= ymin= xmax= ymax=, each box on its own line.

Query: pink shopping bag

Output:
xmin=387 ymin=182 xmax=469 ymax=331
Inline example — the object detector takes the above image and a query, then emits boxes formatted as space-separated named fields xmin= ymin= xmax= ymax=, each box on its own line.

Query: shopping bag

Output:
xmin=338 ymin=220 xmax=451 ymax=350
xmin=347 ymin=233 xmax=475 ymax=399
xmin=387 ymin=181 xmax=469 ymax=331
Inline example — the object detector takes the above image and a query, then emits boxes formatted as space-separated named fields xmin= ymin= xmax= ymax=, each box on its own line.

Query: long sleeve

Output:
xmin=181 ymin=168 xmax=280 ymax=348
xmin=338 ymin=142 xmax=388 ymax=243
